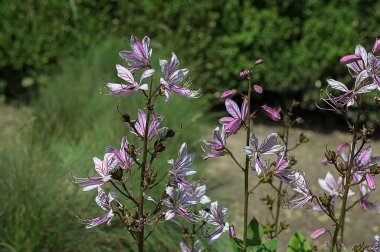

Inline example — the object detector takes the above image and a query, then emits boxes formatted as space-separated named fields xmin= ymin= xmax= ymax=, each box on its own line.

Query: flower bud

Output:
xmin=261 ymin=195 xmax=274 ymax=210
xmin=254 ymin=59 xmax=264 ymax=65
xmin=120 ymin=113 xmax=130 ymax=123
xmin=154 ymin=140 xmax=165 ymax=153
xmin=262 ymin=105 xmax=281 ymax=121
xmin=299 ymin=133 xmax=309 ymax=143
xmin=229 ymin=225 xmax=236 ymax=238
xmin=340 ymin=54 xmax=360 ymax=64
xmin=220 ymin=90 xmax=237 ymax=99
xmin=324 ymin=150 xmax=336 ymax=163
xmin=373 ymin=38 xmax=380 ymax=54
xmin=280 ymin=221 xmax=289 ymax=231
xmin=310 ymin=228 xmax=326 ymax=239
xmin=111 ymin=167 xmax=123 ymax=180
xmin=253 ymin=85 xmax=263 ymax=94
xmin=240 ymin=69 xmax=251 ymax=78
xmin=319 ymin=193 xmax=332 ymax=207
xmin=263 ymin=223 xmax=274 ymax=234
xmin=260 ymin=173 xmax=273 ymax=183
xmin=126 ymin=145 xmax=136 ymax=156
xmin=166 ymin=129 xmax=175 ymax=138
xmin=365 ymin=173 xmax=376 ymax=190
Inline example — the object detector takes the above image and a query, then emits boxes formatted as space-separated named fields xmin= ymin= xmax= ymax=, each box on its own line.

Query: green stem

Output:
xmin=329 ymin=97 xmax=362 ymax=252
xmin=243 ymin=75 xmax=252 ymax=252
xmin=137 ymin=75 xmax=154 ymax=252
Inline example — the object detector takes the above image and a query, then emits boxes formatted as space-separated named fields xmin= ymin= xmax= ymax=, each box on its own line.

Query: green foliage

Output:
xmin=256 ymin=238 xmax=278 ymax=252
xmin=1 ymin=0 xmax=380 ymax=108
xmin=247 ymin=217 xmax=264 ymax=248
xmin=0 ymin=38 xmax=213 ymax=251
xmin=231 ymin=217 xmax=277 ymax=252
xmin=286 ymin=232 xmax=312 ymax=252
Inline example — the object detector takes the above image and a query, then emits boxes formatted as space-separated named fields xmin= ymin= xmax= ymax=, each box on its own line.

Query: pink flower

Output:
xmin=106 ymin=65 xmax=153 ymax=97
xmin=261 ymin=105 xmax=281 ymax=121
xmin=130 ymin=110 xmax=166 ymax=140
xmin=240 ymin=69 xmax=251 ymax=78
xmin=219 ymin=99 xmax=248 ymax=135
xmin=159 ymin=53 xmax=200 ymax=101
xmin=365 ymin=173 xmax=376 ymax=190
xmin=202 ymin=126 xmax=226 ymax=160
xmin=310 ymin=228 xmax=327 ymax=239
xmin=287 ymin=171 xmax=313 ymax=208
xmin=77 ymin=187 xmax=117 ymax=229
xmin=253 ymin=85 xmax=263 ymax=94
xmin=340 ymin=54 xmax=360 ymax=64
xmin=73 ymin=153 xmax=117 ymax=191
xmin=119 ymin=35 xmax=151 ymax=71
xmin=359 ymin=185 xmax=380 ymax=213
xmin=372 ymin=38 xmax=380 ymax=54
xmin=319 ymin=79 xmax=376 ymax=110
xmin=220 ymin=90 xmax=237 ymax=99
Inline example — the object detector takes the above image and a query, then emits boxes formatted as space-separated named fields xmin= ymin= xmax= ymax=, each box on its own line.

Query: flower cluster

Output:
xmin=320 ymin=39 xmax=380 ymax=111
xmin=308 ymin=39 xmax=380 ymax=250
xmin=162 ymin=143 xmax=229 ymax=242
xmin=73 ymin=35 xmax=227 ymax=252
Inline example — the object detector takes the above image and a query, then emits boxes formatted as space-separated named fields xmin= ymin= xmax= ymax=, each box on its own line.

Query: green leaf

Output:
xmin=256 ymin=238 xmax=278 ymax=252
xmin=286 ymin=232 xmax=312 ymax=252
xmin=230 ymin=238 xmax=244 ymax=252
xmin=247 ymin=217 xmax=263 ymax=248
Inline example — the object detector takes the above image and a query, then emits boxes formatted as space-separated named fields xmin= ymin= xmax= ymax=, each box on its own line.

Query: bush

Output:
xmin=1 ymin=0 xmax=379 ymax=108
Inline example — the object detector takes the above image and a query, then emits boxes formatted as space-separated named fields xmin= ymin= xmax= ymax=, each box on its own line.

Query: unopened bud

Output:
xmin=261 ymin=195 xmax=274 ymax=207
xmin=240 ymin=69 xmax=251 ymax=78
xmin=340 ymin=54 xmax=360 ymax=64
xmin=365 ymin=173 xmax=376 ymax=190
xmin=254 ymin=59 xmax=264 ymax=65
xmin=154 ymin=141 xmax=166 ymax=153
xmin=121 ymin=113 xmax=131 ymax=123
xmin=263 ymin=223 xmax=273 ymax=234
xmin=166 ymin=129 xmax=175 ymax=138
xmin=253 ymin=85 xmax=263 ymax=94
xmin=220 ymin=90 xmax=237 ymax=99
xmin=325 ymin=149 xmax=336 ymax=163
xmin=280 ymin=221 xmax=289 ymax=231
xmin=126 ymin=145 xmax=136 ymax=156
xmin=111 ymin=167 xmax=123 ymax=180
xmin=299 ymin=133 xmax=309 ymax=143
xmin=260 ymin=173 xmax=273 ymax=183
xmin=229 ymin=225 xmax=236 ymax=238
xmin=373 ymin=38 xmax=380 ymax=54
xmin=319 ymin=193 xmax=332 ymax=207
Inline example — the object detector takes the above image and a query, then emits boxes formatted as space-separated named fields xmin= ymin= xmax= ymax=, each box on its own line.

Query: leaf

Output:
xmin=286 ymin=232 xmax=312 ymax=252
xmin=247 ymin=217 xmax=264 ymax=248
xmin=256 ymin=238 xmax=278 ymax=252
xmin=230 ymin=238 xmax=244 ymax=252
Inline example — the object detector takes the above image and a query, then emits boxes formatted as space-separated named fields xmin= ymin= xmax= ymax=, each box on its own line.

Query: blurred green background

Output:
xmin=1 ymin=0 xmax=380 ymax=251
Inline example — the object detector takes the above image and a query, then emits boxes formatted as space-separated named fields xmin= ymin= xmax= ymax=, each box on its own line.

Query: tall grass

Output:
xmin=0 ymin=38 xmax=212 ymax=251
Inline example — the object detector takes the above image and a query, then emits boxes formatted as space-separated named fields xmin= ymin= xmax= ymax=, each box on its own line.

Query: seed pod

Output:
xmin=166 ymin=129 xmax=175 ymax=138
xmin=111 ymin=167 xmax=123 ymax=180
